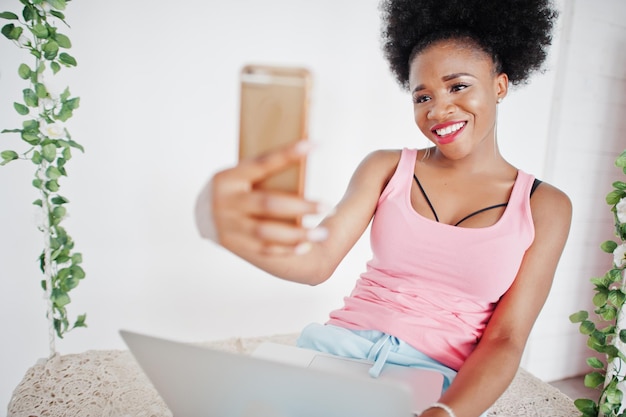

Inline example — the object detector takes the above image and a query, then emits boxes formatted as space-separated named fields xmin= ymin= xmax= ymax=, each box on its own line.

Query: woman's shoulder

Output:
xmin=529 ymin=179 xmax=572 ymax=232
xmin=356 ymin=148 xmax=410 ymax=181
xmin=343 ymin=149 xmax=407 ymax=194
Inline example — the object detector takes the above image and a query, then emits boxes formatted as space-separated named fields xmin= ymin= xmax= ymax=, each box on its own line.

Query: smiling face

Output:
xmin=409 ymin=38 xmax=508 ymax=161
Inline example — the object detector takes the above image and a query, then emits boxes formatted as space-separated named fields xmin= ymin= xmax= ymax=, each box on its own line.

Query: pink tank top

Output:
xmin=328 ymin=148 xmax=535 ymax=370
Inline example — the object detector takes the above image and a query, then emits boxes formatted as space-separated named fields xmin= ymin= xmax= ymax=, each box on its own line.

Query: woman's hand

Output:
xmin=195 ymin=140 xmax=327 ymax=257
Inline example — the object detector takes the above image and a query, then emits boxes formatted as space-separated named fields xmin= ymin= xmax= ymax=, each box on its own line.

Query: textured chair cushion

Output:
xmin=7 ymin=333 xmax=579 ymax=417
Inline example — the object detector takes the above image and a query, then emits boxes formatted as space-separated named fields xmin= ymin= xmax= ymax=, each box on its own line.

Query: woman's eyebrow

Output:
xmin=442 ymin=72 xmax=476 ymax=82
xmin=412 ymin=72 xmax=477 ymax=94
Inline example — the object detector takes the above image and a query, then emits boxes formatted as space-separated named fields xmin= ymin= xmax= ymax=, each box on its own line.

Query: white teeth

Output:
xmin=435 ymin=122 xmax=465 ymax=136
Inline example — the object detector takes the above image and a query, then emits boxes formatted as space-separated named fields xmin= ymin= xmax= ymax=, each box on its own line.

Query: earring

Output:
xmin=497 ymin=97 xmax=503 ymax=104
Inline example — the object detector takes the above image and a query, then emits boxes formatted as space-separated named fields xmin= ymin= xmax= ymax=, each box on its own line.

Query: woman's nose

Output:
xmin=427 ymin=99 xmax=455 ymax=121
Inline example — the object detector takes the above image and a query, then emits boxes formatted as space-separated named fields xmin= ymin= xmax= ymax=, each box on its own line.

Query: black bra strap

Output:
xmin=530 ymin=178 xmax=542 ymax=196
xmin=412 ymin=174 xmax=542 ymax=227
xmin=454 ymin=203 xmax=508 ymax=226
xmin=413 ymin=174 xmax=439 ymax=222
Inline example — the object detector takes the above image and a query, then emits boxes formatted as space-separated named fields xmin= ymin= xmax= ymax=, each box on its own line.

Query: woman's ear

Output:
xmin=496 ymin=72 xmax=509 ymax=103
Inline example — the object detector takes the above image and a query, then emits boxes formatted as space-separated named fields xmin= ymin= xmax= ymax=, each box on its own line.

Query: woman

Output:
xmin=195 ymin=1 xmax=572 ymax=416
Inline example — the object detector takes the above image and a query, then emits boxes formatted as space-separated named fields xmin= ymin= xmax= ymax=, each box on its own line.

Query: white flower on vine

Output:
xmin=614 ymin=243 xmax=626 ymax=268
xmin=39 ymin=121 xmax=66 ymax=140
xmin=40 ymin=97 xmax=56 ymax=111
xmin=616 ymin=198 xmax=626 ymax=224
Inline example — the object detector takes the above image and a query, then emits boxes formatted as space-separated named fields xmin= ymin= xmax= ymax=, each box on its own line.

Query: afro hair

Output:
xmin=380 ymin=0 xmax=558 ymax=90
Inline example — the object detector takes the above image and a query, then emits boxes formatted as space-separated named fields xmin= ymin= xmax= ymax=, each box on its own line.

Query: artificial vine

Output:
xmin=0 ymin=0 xmax=85 ymax=350
xmin=571 ymin=149 xmax=626 ymax=417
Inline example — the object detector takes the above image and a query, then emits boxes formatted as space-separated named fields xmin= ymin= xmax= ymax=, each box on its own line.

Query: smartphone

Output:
xmin=238 ymin=65 xmax=312 ymax=199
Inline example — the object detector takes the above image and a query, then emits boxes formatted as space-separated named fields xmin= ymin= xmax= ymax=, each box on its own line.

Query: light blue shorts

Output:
xmin=297 ymin=323 xmax=489 ymax=417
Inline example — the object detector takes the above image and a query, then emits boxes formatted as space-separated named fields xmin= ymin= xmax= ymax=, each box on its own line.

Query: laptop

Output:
xmin=120 ymin=330 xmax=442 ymax=417
xmin=252 ymin=342 xmax=443 ymax=413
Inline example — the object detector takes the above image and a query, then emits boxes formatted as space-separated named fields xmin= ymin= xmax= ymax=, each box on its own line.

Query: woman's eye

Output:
xmin=451 ymin=83 xmax=469 ymax=92
xmin=413 ymin=95 xmax=430 ymax=104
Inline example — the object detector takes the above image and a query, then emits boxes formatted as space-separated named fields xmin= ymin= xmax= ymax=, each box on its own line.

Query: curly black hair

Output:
xmin=380 ymin=0 xmax=558 ymax=90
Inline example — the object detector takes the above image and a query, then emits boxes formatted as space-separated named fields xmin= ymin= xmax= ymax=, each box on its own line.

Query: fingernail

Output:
xmin=316 ymin=202 xmax=333 ymax=214
xmin=294 ymin=242 xmax=312 ymax=255
xmin=293 ymin=140 xmax=315 ymax=155
xmin=307 ymin=227 xmax=328 ymax=242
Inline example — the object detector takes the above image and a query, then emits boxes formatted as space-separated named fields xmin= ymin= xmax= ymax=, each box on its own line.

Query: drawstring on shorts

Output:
xmin=366 ymin=333 xmax=400 ymax=377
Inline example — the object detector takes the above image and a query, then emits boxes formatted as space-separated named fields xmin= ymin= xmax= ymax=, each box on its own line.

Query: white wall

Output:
xmin=0 ymin=0 xmax=604 ymax=409
xmin=521 ymin=0 xmax=626 ymax=381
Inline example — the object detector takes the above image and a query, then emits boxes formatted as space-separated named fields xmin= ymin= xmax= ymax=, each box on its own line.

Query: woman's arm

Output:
xmin=421 ymin=182 xmax=573 ymax=417
xmin=195 ymin=142 xmax=401 ymax=285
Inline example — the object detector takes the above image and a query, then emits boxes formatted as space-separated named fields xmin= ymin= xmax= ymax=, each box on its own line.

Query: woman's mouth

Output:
xmin=432 ymin=121 xmax=467 ymax=144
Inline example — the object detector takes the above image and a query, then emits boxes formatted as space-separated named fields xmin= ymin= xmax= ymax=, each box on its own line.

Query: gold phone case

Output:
xmin=238 ymin=65 xmax=312 ymax=198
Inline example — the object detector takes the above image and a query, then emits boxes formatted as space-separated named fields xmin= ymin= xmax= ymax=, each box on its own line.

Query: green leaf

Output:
xmin=64 ymin=97 xmax=80 ymax=110
xmin=569 ymin=310 xmax=589 ymax=323
xmin=616 ymin=150 xmax=626 ymax=168
xmin=71 ymin=265 xmax=85 ymax=279
xmin=584 ymin=372 xmax=605 ymax=389
xmin=73 ymin=314 xmax=87 ymax=328
xmin=31 ymin=23 xmax=49 ymax=39
xmin=18 ymin=63 xmax=31 ymax=79
xmin=587 ymin=335 xmax=605 ymax=352
xmin=31 ymin=150 xmax=42 ymax=164
xmin=586 ymin=357 xmax=605 ymax=369
xmin=593 ymin=291 xmax=609 ymax=307
xmin=56 ymin=107 xmax=73 ymax=122
xmin=51 ymin=195 xmax=69 ymax=204
xmin=599 ymin=305 xmax=617 ymax=321
xmin=607 ymin=190 xmax=625 ymax=205
xmin=1 ymin=23 xmax=23 ymax=40
xmin=45 ymin=180 xmax=59 ymax=192
xmin=64 ymin=276 xmax=78 ymax=290
xmin=21 ymin=130 xmax=40 ymax=145
xmin=606 ymin=385 xmax=624 ymax=404
xmin=1 ymin=150 xmax=18 ymax=165
xmin=46 ymin=166 xmax=62 ymax=180
xmin=600 ymin=240 xmax=617 ymax=253
xmin=42 ymin=143 xmax=57 ymax=162
xmin=53 ymin=319 xmax=66 ymax=339
xmin=51 ymin=289 xmax=70 ymax=308
xmin=68 ymin=140 xmax=84 ymax=152
xmin=50 ymin=61 xmax=61 ymax=74
xmin=603 ymin=345 xmax=621 ymax=360
xmin=49 ymin=10 xmax=66 ymax=21
xmin=60 ymin=87 xmax=70 ymax=101
xmin=58 ymin=52 xmax=77 ymax=66
xmin=22 ymin=5 xmax=35 ymax=22
xmin=47 ymin=0 xmax=67 ymax=11
xmin=54 ymin=33 xmax=71 ymax=48
xmin=72 ymin=253 xmax=83 ymax=264
xmin=42 ymin=40 xmax=59 ymax=60
xmin=52 ymin=205 xmax=66 ymax=219
xmin=580 ymin=320 xmax=596 ymax=335
xmin=62 ymin=146 xmax=72 ymax=161
xmin=600 ymin=402 xmax=615 ymax=415
xmin=620 ymin=329 xmax=626 ymax=344
xmin=32 ymin=178 xmax=43 ymax=189
xmin=33 ymin=199 xmax=42 ymax=207
xmin=574 ymin=398 xmax=598 ymax=415
xmin=35 ymin=83 xmax=48 ymax=99
xmin=23 ymin=88 xmax=38 ymax=107
xmin=614 ymin=181 xmax=626 ymax=191
xmin=14 ymin=102 xmax=29 ymax=115
xmin=0 ymin=11 xmax=19 ymax=20
xmin=609 ymin=289 xmax=626 ymax=308
xmin=23 ymin=119 xmax=38 ymax=130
